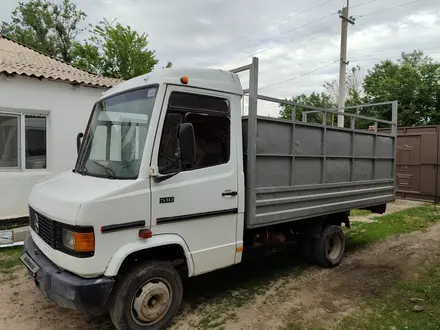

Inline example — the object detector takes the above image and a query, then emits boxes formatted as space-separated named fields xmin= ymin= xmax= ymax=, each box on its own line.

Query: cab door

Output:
xmin=150 ymin=86 xmax=239 ymax=275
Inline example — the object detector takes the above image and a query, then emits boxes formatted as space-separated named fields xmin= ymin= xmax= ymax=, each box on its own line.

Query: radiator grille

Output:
xmin=29 ymin=206 xmax=59 ymax=249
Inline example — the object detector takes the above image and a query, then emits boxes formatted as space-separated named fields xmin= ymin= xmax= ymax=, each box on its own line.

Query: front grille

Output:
xmin=29 ymin=207 xmax=59 ymax=249
xmin=28 ymin=206 xmax=94 ymax=258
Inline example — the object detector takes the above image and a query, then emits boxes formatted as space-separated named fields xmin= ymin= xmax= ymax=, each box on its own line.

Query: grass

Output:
xmin=345 ymin=205 xmax=439 ymax=251
xmin=336 ymin=262 xmax=440 ymax=330
xmin=0 ymin=217 xmax=29 ymax=230
xmin=349 ymin=209 xmax=372 ymax=217
xmin=0 ymin=246 xmax=23 ymax=278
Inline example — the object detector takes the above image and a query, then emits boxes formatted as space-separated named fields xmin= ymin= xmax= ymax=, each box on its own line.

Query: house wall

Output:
xmin=0 ymin=74 xmax=108 ymax=218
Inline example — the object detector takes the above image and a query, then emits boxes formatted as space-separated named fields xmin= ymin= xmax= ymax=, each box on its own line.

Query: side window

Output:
xmin=158 ymin=92 xmax=230 ymax=174
xmin=158 ymin=113 xmax=182 ymax=174
xmin=186 ymin=113 xmax=230 ymax=169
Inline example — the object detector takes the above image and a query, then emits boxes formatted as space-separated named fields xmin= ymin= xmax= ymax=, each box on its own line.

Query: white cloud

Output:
xmin=1 ymin=0 xmax=440 ymax=117
xmin=405 ymin=11 xmax=438 ymax=26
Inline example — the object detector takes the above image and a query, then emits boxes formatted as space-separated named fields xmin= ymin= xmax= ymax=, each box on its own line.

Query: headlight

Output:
xmin=62 ymin=229 xmax=75 ymax=250
xmin=62 ymin=228 xmax=95 ymax=253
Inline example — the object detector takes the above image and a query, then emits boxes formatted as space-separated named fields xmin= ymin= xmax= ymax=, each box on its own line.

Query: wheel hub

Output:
xmin=328 ymin=234 xmax=342 ymax=260
xmin=132 ymin=281 xmax=171 ymax=324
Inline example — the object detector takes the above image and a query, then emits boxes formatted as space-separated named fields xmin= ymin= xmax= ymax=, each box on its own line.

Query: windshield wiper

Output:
xmin=92 ymin=161 xmax=116 ymax=179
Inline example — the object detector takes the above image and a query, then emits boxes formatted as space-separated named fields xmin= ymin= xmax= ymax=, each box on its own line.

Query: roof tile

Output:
xmin=0 ymin=36 xmax=122 ymax=88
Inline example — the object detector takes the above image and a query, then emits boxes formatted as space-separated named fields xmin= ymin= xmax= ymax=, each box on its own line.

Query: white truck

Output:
xmin=20 ymin=58 xmax=397 ymax=330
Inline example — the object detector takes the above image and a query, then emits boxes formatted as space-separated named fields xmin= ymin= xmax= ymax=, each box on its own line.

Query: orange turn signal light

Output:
xmin=180 ymin=76 xmax=189 ymax=84
xmin=73 ymin=232 xmax=95 ymax=252
xmin=139 ymin=229 xmax=153 ymax=239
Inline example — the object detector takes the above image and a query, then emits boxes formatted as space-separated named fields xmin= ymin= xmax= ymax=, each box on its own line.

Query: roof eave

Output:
xmin=0 ymin=70 xmax=118 ymax=88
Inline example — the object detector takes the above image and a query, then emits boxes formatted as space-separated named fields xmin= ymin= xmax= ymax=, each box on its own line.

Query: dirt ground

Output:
xmin=1 ymin=204 xmax=439 ymax=330
xmin=174 ymin=221 xmax=440 ymax=330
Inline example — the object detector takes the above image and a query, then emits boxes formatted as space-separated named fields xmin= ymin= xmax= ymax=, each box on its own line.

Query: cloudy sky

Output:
xmin=1 ymin=0 xmax=440 ymax=116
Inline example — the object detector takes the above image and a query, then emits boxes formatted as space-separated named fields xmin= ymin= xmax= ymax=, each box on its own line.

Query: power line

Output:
xmin=353 ymin=0 xmax=425 ymax=18
xmin=351 ymin=50 xmax=440 ymax=62
xmin=201 ymin=12 xmax=338 ymax=65
xmin=206 ymin=0 xmax=423 ymax=66
xmin=258 ymin=48 xmax=440 ymax=92
xmin=347 ymin=46 xmax=440 ymax=63
xmin=350 ymin=0 xmax=382 ymax=10
xmin=215 ymin=0 xmax=380 ymax=65
xmin=259 ymin=59 xmax=339 ymax=91
xmin=252 ymin=25 xmax=335 ymax=57
xmin=229 ymin=25 xmax=335 ymax=63
xmin=185 ymin=0 xmax=337 ymax=61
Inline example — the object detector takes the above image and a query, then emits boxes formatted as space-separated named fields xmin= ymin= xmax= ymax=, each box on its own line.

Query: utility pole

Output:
xmin=337 ymin=0 xmax=355 ymax=128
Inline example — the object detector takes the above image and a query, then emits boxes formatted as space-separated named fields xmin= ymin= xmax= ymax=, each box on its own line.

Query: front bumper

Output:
xmin=23 ymin=234 xmax=115 ymax=314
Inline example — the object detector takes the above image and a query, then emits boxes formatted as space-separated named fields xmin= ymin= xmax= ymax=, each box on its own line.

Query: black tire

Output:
xmin=313 ymin=225 xmax=345 ymax=268
xmin=300 ymin=237 xmax=316 ymax=263
xmin=109 ymin=261 xmax=183 ymax=330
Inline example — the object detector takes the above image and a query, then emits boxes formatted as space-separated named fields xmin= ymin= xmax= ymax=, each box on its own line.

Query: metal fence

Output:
xmin=387 ymin=126 xmax=440 ymax=203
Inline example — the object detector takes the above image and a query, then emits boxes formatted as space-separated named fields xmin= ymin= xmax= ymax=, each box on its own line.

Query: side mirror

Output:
xmin=178 ymin=123 xmax=195 ymax=165
xmin=76 ymin=132 xmax=84 ymax=154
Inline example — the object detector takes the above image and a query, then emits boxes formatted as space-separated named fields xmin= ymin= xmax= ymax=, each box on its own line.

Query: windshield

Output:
xmin=75 ymin=86 xmax=158 ymax=179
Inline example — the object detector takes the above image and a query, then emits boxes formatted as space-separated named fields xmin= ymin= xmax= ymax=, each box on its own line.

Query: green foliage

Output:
xmin=2 ymin=0 xmax=169 ymax=79
xmin=1 ymin=0 xmax=86 ymax=62
xmin=323 ymin=65 xmax=364 ymax=106
xmin=279 ymin=66 xmax=365 ymax=126
xmin=72 ymin=19 xmax=160 ymax=80
xmin=278 ymin=92 xmax=335 ymax=124
xmin=163 ymin=62 xmax=173 ymax=69
xmin=280 ymin=51 xmax=440 ymax=128
xmin=364 ymin=50 xmax=440 ymax=126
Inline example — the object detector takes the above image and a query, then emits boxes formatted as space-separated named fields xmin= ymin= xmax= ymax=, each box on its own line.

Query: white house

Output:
xmin=0 ymin=35 xmax=121 ymax=219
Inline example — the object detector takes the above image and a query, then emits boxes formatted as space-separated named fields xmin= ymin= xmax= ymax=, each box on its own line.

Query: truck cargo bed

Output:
xmin=242 ymin=116 xmax=395 ymax=228
xmin=231 ymin=58 xmax=397 ymax=229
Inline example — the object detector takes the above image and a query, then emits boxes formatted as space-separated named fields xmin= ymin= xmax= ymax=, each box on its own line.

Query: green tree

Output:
xmin=363 ymin=50 xmax=440 ymax=126
xmin=279 ymin=92 xmax=335 ymax=124
xmin=163 ymin=62 xmax=173 ymax=69
xmin=73 ymin=19 xmax=164 ymax=80
xmin=1 ymin=0 xmax=86 ymax=62
xmin=323 ymin=65 xmax=364 ymax=107
xmin=323 ymin=66 xmax=373 ymax=128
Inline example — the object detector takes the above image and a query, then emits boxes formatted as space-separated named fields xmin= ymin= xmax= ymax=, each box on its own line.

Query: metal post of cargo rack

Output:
xmin=242 ymin=93 xmax=246 ymax=116
xmin=302 ymin=112 xmax=307 ymax=122
xmin=349 ymin=117 xmax=355 ymax=181
xmin=247 ymin=57 xmax=259 ymax=223
xmin=229 ymin=58 xmax=259 ymax=224
xmin=391 ymin=101 xmax=398 ymax=183
xmin=372 ymin=121 xmax=378 ymax=180
xmin=322 ymin=111 xmax=327 ymax=184
xmin=291 ymin=105 xmax=297 ymax=185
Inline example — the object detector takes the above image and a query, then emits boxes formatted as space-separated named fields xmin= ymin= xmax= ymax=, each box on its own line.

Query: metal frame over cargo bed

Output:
xmin=231 ymin=58 xmax=398 ymax=228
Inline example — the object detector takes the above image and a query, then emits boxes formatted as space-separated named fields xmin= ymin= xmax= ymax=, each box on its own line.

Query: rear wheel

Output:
xmin=109 ymin=261 xmax=183 ymax=330
xmin=313 ymin=225 xmax=345 ymax=268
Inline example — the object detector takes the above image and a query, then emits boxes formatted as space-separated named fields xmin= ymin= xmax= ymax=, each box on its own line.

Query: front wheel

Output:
xmin=109 ymin=261 xmax=183 ymax=330
xmin=313 ymin=225 xmax=345 ymax=268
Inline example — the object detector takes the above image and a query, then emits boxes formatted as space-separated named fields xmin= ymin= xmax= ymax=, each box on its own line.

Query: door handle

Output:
xmin=222 ymin=190 xmax=238 ymax=197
